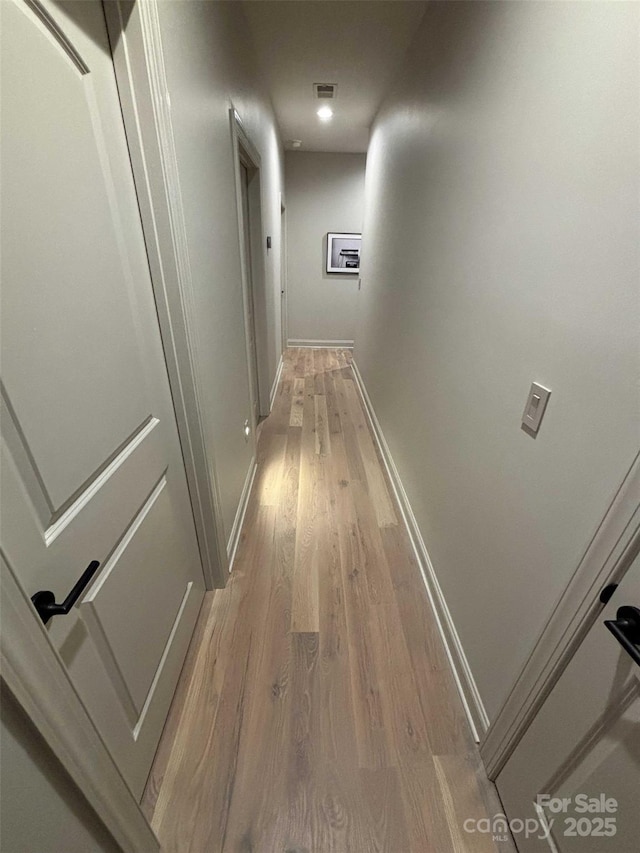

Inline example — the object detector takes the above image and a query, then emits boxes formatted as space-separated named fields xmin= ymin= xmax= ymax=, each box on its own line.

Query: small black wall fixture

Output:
xmin=31 ymin=560 xmax=101 ymax=625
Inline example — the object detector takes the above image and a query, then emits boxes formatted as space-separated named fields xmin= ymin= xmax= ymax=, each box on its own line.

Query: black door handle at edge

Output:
xmin=31 ymin=560 xmax=101 ymax=625
xmin=604 ymin=606 xmax=640 ymax=667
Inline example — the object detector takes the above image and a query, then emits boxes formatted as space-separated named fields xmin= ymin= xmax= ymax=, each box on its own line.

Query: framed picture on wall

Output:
xmin=326 ymin=232 xmax=361 ymax=274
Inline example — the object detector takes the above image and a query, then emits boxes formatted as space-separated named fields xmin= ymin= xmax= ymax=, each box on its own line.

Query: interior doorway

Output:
xmin=239 ymin=160 xmax=261 ymax=426
xmin=232 ymin=112 xmax=269 ymax=425
xmin=280 ymin=196 xmax=288 ymax=352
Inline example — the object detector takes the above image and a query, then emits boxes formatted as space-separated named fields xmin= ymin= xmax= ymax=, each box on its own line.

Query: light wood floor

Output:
xmin=142 ymin=348 xmax=513 ymax=852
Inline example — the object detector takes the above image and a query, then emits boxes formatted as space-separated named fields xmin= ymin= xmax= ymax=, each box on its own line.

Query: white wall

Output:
xmin=0 ymin=690 xmax=120 ymax=853
xmin=156 ymin=0 xmax=284 ymax=545
xmin=285 ymin=152 xmax=366 ymax=345
xmin=356 ymin=1 xmax=639 ymax=721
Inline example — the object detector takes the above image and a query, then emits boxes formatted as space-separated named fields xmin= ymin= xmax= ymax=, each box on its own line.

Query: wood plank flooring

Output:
xmin=142 ymin=348 xmax=514 ymax=852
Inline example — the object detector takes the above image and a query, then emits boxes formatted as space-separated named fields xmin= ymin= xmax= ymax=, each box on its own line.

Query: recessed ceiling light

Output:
xmin=291 ymin=139 xmax=302 ymax=148
xmin=317 ymin=106 xmax=333 ymax=121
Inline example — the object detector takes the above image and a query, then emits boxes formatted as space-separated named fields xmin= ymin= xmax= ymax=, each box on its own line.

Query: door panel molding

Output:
xmin=81 ymin=473 xmax=173 ymax=713
xmin=131 ymin=581 xmax=193 ymax=741
xmin=79 ymin=600 xmax=140 ymax=726
xmin=481 ymin=450 xmax=640 ymax=779
xmin=1 ymin=553 xmax=159 ymax=853
xmin=45 ymin=417 xmax=159 ymax=545
xmin=104 ymin=0 xmax=228 ymax=588
xmin=23 ymin=0 xmax=90 ymax=74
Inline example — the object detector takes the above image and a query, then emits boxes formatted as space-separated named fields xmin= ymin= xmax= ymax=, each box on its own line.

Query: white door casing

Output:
xmin=230 ymin=110 xmax=271 ymax=420
xmin=103 ymin=0 xmax=229 ymax=589
xmin=240 ymin=161 xmax=261 ymax=428
xmin=280 ymin=194 xmax=288 ymax=353
xmin=1 ymin=0 xmax=205 ymax=798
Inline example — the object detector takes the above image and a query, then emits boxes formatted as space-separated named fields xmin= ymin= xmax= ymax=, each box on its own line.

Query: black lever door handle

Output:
xmin=31 ymin=561 xmax=101 ymax=625
xmin=604 ymin=605 xmax=640 ymax=667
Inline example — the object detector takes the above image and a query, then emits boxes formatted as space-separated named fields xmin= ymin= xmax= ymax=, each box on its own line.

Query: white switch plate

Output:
xmin=522 ymin=382 xmax=551 ymax=434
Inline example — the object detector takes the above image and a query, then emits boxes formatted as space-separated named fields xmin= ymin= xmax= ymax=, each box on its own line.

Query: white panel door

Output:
xmin=1 ymin=0 xmax=205 ymax=798
xmin=496 ymin=549 xmax=640 ymax=852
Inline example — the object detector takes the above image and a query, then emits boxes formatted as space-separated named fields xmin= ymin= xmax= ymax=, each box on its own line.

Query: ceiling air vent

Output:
xmin=313 ymin=83 xmax=337 ymax=100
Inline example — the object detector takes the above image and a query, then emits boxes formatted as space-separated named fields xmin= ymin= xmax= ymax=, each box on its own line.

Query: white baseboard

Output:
xmin=351 ymin=360 xmax=490 ymax=743
xmin=269 ymin=354 xmax=284 ymax=411
xmin=287 ymin=338 xmax=354 ymax=349
xmin=226 ymin=457 xmax=257 ymax=573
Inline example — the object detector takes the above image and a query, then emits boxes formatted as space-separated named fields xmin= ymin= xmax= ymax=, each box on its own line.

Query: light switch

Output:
xmin=522 ymin=382 xmax=551 ymax=434
xmin=527 ymin=394 xmax=541 ymax=419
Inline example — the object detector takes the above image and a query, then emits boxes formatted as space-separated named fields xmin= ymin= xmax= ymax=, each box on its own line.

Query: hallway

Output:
xmin=142 ymin=349 xmax=509 ymax=852
xmin=2 ymin=0 xmax=639 ymax=848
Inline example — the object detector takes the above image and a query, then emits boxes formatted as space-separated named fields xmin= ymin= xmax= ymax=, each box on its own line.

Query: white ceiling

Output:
xmin=242 ymin=1 xmax=428 ymax=153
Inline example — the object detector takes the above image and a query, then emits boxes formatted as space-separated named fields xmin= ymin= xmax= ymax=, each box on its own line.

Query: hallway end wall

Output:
xmin=156 ymin=1 xmax=284 ymax=549
xmin=356 ymin=1 xmax=639 ymax=721
xmin=285 ymin=152 xmax=366 ymax=346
